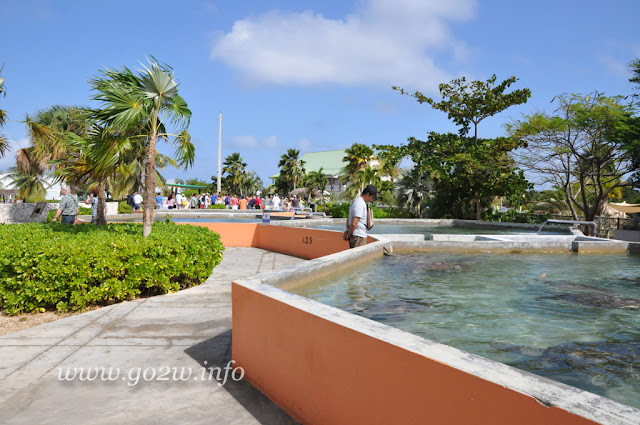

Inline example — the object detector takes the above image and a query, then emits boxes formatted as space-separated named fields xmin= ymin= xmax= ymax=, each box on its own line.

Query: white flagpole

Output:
xmin=217 ymin=112 xmax=222 ymax=194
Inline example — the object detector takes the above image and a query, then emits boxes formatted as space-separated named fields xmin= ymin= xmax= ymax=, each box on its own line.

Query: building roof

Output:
xmin=270 ymin=149 xmax=347 ymax=179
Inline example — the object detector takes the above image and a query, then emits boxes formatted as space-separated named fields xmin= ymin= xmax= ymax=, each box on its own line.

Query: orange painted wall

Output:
xmin=256 ymin=225 xmax=351 ymax=259
xmin=232 ymin=284 xmax=599 ymax=425
xmin=177 ymin=222 xmax=259 ymax=247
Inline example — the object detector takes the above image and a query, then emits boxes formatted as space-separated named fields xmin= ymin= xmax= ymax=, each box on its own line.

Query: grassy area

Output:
xmin=0 ymin=222 xmax=224 ymax=315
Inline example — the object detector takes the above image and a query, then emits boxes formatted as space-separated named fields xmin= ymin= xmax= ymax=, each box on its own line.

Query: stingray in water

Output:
xmin=537 ymin=274 xmax=613 ymax=293
xmin=537 ymin=292 xmax=640 ymax=309
xmin=348 ymin=298 xmax=436 ymax=323
xmin=490 ymin=340 xmax=640 ymax=386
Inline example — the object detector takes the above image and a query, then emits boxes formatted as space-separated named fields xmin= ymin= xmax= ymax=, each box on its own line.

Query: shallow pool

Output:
xmin=310 ymin=224 xmax=562 ymax=237
xmin=293 ymin=253 xmax=640 ymax=408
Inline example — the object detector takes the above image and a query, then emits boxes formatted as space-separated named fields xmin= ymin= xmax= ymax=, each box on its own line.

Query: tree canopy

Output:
xmin=509 ymin=93 xmax=638 ymax=221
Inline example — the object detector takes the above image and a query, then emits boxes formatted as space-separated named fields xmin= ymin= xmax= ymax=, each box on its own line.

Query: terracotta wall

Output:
xmin=177 ymin=222 xmax=259 ymax=247
xmin=232 ymin=284 xmax=599 ymax=425
xmin=256 ymin=225 xmax=350 ymax=259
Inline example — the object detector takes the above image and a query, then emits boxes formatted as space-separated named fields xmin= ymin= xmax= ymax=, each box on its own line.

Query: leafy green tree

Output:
xmin=89 ymin=58 xmax=193 ymax=237
xmin=509 ymin=93 xmax=637 ymax=221
xmin=393 ymin=75 xmax=531 ymax=219
xmin=394 ymin=75 xmax=531 ymax=144
xmin=630 ymin=58 xmax=640 ymax=94
xmin=278 ymin=148 xmax=306 ymax=190
xmin=0 ymin=63 xmax=9 ymax=158
xmin=222 ymin=152 xmax=247 ymax=195
xmin=408 ymin=133 xmax=530 ymax=219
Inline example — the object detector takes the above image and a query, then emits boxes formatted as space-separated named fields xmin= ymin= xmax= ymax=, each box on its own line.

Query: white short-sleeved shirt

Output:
xmin=347 ymin=196 xmax=368 ymax=238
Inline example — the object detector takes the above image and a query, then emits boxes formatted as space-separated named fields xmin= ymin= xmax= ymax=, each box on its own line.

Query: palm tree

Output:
xmin=396 ymin=168 xmax=433 ymax=218
xmin=341 ymin=143 xmax=375 ymax=185
xmin=278 ymin=148 xmax=306 ymax=190
xmin=0 ymin=63 xmax=10 ymax=158
xmin=89 ymin=59 xmax=193 ymax=237
xmin=8 ymin=148 xmax=49 ymax=200
xmin=346 ymin=165 xmax=381 ymax=199
xmin=241 ymin=170 xmax=263 ymax=196
xmin=305 ymin=168 xmax=328 ymax=209
xmin=222 ymin=152 xmax=247 ymax=195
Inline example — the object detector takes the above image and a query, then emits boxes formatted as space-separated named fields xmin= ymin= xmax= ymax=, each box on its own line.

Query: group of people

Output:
xmin=51 ymin=183 xmax=380 ymax=251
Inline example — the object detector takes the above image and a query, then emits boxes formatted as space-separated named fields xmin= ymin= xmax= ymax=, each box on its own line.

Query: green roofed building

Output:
xmin=271 ymin=149 xmax=348 ymax=192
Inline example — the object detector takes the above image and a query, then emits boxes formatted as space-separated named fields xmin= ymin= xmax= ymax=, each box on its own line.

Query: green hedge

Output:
xmin=0 ymin=222 xmax=224 ymax=315
xmin=118 ymin=200 xmax=131 ymax=214
xmin=328 ymin=202 xmax=411 ymax=219
xmin=483 ymin=209 xmax=550 ymax=224
xmin=207 ymin=204 xmax=226 ymax=209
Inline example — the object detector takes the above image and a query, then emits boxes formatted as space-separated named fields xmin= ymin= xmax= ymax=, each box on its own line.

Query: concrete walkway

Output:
xmin=0 ymin=248 xmax=306 ymax=425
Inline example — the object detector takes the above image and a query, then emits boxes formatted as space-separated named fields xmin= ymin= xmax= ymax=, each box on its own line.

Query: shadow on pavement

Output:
xmin=185 ymin=329 xmax=299 ymax=425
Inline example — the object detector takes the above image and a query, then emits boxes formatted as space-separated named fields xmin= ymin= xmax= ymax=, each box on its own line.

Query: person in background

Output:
xmin=343 ymin=185 xmax=378 ymax=248
xmin=167 ymin=193 xmax=176 ymax=209
xmin=231 ymin=195 xmax=239 ymax=210
xmin=239 ymin=196 xmax=247 ymax=209
xmin=247 ymin=195 xmax=255 ymax=209
xmin=211 ymin=192 xmax=218 ymax=205
xmin=255 ymin=195 xmax=262 ymax=209
xmin=155 ymin=192 xmax=163 ymax=209
xmin=272 ymin=194 xmax=281 ymax=210
xmin=189 ymin=193 xmax=198 ymax=209
xmin=85 ymin=189 xmax=100 ymax=224
xmin=53 ymin=188 xmax=79 ymax=224
xmin=291 ymin=195 xmax=300 ymax=209
xmin=133 ymin=191 xmax=143 ymax=211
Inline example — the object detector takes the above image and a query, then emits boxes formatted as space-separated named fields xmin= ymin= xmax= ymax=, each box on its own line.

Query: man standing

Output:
xmin=133 ymin=191 xmax=143 ymax=211
xmin=343 ymin=185 xmax=377 ymax=248
xmin=155 ymin=193 xmax=163 ymax=209
xmin=53 ymin=188 xmax=79 ymax=224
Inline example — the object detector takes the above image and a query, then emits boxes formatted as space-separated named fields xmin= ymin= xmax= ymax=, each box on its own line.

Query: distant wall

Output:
xmin=177 ymin=222 xmax=370 ymax=259
xmin=0 ymin=201 xmax=118 ymax=224
xmin=0 ymin=203 xmax=59 ymax=224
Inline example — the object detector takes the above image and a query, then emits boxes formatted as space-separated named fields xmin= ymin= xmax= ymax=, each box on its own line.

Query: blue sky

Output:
xmin=1 ymin=0 xmax=639 ymax=188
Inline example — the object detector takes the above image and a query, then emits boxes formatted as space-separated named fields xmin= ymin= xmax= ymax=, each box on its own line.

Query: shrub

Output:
xmin=207 ymin=204 xmax=226 ymax=209
xmin=328 ymin=202 xmax=350 ymax=218
xmin=0 ymin=222 xmax=224 ymax=315
xmin=483 ymin=209 xmax=550 ymax=224
xmin=118 ymin=200 xmax=131 ymax=214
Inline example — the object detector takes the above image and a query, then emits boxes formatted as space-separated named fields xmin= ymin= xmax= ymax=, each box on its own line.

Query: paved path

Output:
xmin=0 ymin=248 xmax=306 ymax=425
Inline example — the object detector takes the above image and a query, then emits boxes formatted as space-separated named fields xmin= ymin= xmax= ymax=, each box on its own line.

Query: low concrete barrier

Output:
xmin=231 ymin=233 xmax=639 ymax=425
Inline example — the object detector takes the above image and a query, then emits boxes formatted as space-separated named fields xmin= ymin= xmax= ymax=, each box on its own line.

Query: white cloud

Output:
xmin=210 ymin=0 xmax=476 ymax=90
xmin=297 ymin=137 xmax=312 ymax=150
xmin=229 ymin=135 xmax=282 ymax=150
xmin=600 ymin=55 xmax=630 ymax=78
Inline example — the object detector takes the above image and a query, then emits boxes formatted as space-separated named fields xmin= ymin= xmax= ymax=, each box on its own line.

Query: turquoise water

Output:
xmin=293 ymin=253 xmax=640 ymax=408
xmin=311 ymin=224 xmax=560 ymax=236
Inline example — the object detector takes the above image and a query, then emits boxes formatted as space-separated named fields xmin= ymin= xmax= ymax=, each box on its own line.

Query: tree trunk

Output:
xmin=143 ymin=131 xmax=158 ymax=237
xmin=97 ymin=178 xmax=107 ymax=225
xmin=475 ymin=197 xmax=481 ymax=221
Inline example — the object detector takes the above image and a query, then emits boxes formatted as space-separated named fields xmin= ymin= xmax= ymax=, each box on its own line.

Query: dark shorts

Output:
xmin=134 ymin=204 xmax=141 ymax=211
xmin=61 ymin=215 xmax=76 ymax=224
xmin=349 ymin=235 xmax=367 ymax=249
